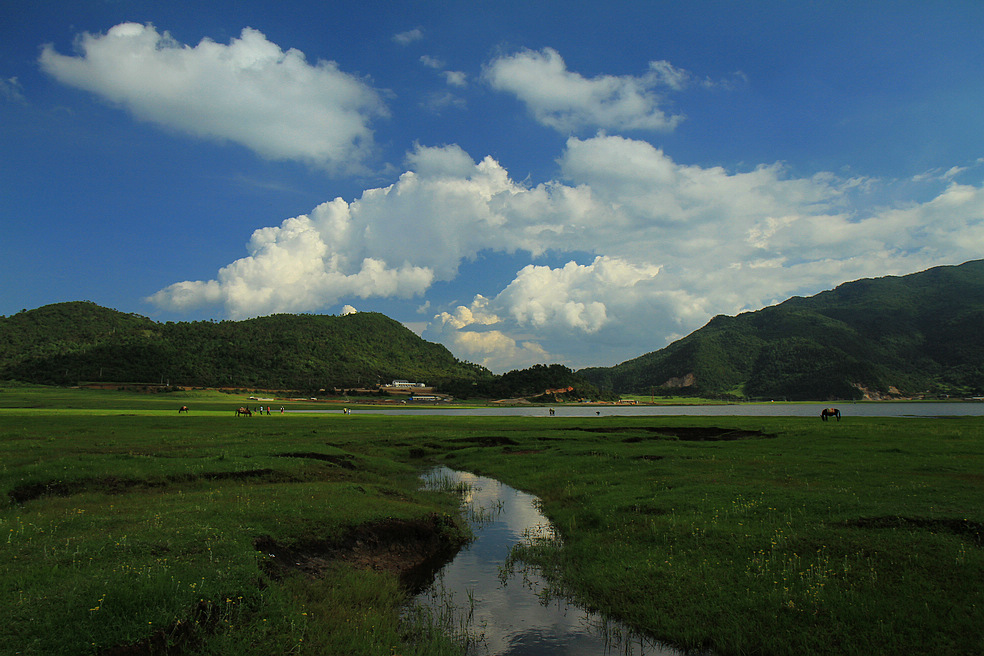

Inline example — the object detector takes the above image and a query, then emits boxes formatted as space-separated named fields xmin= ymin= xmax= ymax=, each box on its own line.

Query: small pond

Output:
xmin=411 ymin=466 xmax=696 ymax=656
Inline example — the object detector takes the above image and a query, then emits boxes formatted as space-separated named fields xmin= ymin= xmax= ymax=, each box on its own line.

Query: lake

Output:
xmin=297 ymin=401 xmax=984 ymax=418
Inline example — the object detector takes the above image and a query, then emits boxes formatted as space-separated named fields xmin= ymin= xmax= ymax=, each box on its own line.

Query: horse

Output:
xmin=236 ymin=406 xmax=252 ymax=417
xmin=178 ymin=405 xmax=189 ymax=414
xmin=821 ymin=407 xmax=841 ymax=421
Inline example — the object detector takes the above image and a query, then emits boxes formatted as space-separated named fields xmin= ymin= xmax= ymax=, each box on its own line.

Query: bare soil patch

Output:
xmin=8 ymin=469 xmax=285 ymax=504
xmin=276 ymin=451 xmax=357 ymax=469
xmin=254 ymin=513 xmax=467 ymax=590
xmin=566 ymin=426 xmax=772 ymax=441
xmin=844 ymin=516 xmax=984 ymax=547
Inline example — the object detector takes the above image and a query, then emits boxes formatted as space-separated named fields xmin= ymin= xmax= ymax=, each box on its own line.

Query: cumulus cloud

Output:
xmin=432 ymin=296 xmax=550 ymax=371
xmin=40 ymin=23 xmax=387 ymax=173
xmin=147 ymin=204 xmax=436 ymax=318
xmin=149 ymin=134 xmax=984 ymax=371
xmin=484 ymin=48 xmax=687 ymax=132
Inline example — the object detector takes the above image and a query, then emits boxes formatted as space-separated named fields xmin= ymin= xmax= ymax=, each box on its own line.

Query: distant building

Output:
xmin=390 ymin=380 xmax=425 ymax=388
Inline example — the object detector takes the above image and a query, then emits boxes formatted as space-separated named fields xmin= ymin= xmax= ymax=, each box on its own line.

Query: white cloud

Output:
xmin=432 ymin=296 xmax=549 ymax=371
xmin=40 ymin=23 xmax=387 ymax=173
xmin=341 ymin=305 xmax=358 ymax=315
xmin=149 ymin=135 xmax=984 ymax=371
xmin=419 ymin=54 xmax=444 ymax=69
xmin=443 ymin=70 xmax=468 ymax=87
xmin=148 ymin=208 xmax=435 ymax=318
xmin=419 ymin=54 xmax=467 ymax=90
xmin=484 ymin=48 xmax=686 ymax=132
xmin=496 ymin=258 xmax=660 ymax=333
xmin=393 ymin=28 xmax=424 ymax=45
xmin=421 ymin=90 xmax=466 ymax=112
xmin=435 ymin=295 xmax=501 ymax=329
xmin=0 ymin=76 xmax=26 ymax=103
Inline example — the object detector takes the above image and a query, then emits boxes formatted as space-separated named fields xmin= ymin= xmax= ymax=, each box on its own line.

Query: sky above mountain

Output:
xmin=3 ymin=1 xmax=983 ymax=372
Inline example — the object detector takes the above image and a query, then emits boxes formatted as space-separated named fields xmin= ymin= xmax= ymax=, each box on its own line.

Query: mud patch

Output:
xmin=8 ymin=469 xmax=285 ymax=504
xmin=100 ymin=600 xmax=218 ymax=656
xmin=454 ymin=435 xmax=519 ymax=447
xmin=568 ymin=426 xmax=770 ymax=441
xmin=843 ymin=516 xmax=983 ymax=547
xmin=277 ymin=452 xmax=357 ymax=469
xmin=254 ymin=513 xmax=467 ymax=592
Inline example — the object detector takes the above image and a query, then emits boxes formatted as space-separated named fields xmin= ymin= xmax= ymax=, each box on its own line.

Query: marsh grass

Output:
xmin=0 ymin=395 xmax=468 ymax=655
xmin=1 ymin=386 xmax=982 ymax=655
xmin=441 ymin=416 xmax=984 ymax=655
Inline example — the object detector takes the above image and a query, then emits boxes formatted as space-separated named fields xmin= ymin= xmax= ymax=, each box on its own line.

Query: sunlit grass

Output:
xmin=1 ymin=386 xmax=982 ymax=655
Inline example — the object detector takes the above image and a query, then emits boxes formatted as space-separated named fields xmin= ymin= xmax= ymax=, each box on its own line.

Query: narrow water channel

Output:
xmin=412 ymin=467 xmax=692 ymax=656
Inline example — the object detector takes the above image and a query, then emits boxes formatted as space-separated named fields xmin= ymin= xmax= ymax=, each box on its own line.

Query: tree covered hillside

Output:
xmin=0 ymin=302 xmax=490 ymax=389
xmin=579 ymin=260 xmax=984 ymax=400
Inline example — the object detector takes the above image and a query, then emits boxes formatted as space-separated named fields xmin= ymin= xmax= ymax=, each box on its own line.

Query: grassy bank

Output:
xmin=0 ymin=399 xmax=469 ymax=655
xmin=444 ymin=416 xmax=984 ymax=655
xmin=1 ymin=386 xmax=982 ymax=654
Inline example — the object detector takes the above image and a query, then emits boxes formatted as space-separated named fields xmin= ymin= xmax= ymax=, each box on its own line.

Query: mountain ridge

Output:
xmin=0 ymin=302 xmax=489 ymax=389
xmin=578 ymin=260 xmax=984 ymax=400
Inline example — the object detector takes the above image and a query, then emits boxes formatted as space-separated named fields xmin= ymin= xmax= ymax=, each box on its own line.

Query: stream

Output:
xmin=411 ymin=466 xmax=695 ymax=656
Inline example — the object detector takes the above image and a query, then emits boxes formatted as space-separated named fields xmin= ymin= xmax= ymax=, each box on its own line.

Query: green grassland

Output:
xmin=1 ymin=386 xmax=982 ymax=655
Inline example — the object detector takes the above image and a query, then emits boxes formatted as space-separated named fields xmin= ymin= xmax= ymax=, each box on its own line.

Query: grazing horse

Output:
xmin=178 ymin=405 xmax=189 ymax=414
xmin=821 ymin=407 xmax=841 ymax=421
xmin=236 ymin=406 xmax=252 ymax=417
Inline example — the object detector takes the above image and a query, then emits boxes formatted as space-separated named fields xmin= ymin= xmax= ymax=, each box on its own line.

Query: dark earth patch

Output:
xmin=843 ymin=516 xmax=983 ymax=547
xmin=254 ymin=513 xmax=467 ymax=591
xmin=566 ymin=426 xmax=771 ymax=441
xmin=100 ymin=600 xmax=218 ymax=656
xmin=276 ymin=452 xmax=357 ymax=469
xmin=8 ymin=469 xmax=286 ymax=504
xmin=454 ymin=435 xmax=519 ymax=447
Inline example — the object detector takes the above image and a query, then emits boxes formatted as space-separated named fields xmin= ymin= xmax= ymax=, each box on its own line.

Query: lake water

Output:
xmin=411 ymin=467 xmax=698 ymax=656
xmin=298 ymin=401 xmax=984 ymax=418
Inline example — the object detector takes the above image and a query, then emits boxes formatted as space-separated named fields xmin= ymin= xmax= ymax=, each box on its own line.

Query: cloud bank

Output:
xmin=40 ymin=23 xmax=387 ymax=173
xmin=149 ymin=135 xmax=984 ymax=371
xmin=45 ymin=25 xmax=977 ymax=372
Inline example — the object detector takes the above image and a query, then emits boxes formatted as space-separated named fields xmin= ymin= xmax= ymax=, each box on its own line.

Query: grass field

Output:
xmin=1 ymin=386 xmax=982 ymax=655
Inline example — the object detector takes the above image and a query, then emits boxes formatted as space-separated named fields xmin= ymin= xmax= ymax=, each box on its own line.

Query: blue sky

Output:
xmin=2 ymin=1 xmax=983 ymax=373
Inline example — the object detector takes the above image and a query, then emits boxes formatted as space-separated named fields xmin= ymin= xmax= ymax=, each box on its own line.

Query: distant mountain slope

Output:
xmin=579 ymin=260 xmax=984 ymax=400
xmin=0 ymin=302 xmax=490 ymax=388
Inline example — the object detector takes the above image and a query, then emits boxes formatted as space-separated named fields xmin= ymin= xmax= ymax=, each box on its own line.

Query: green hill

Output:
xmin=579 ymin=260 xmax=984 ymax=400
xmin=0 ymin=302 xmax=490 ymax=389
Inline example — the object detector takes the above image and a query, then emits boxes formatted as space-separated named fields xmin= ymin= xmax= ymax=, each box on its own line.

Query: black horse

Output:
xmin=178 ymin=405 xmax=189 ymax=414
xmin=236 ymin=406 xmax=252 ymax=417
xmin=820 ymin=407 xmax=841 ymax=421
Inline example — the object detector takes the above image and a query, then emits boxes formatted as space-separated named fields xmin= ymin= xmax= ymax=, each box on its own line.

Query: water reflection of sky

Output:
xmin=416 ymin=467 xmax=688 ymax=656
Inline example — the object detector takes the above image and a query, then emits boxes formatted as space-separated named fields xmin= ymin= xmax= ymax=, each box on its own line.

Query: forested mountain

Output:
xmin=0 ymin=302 xmax=489 ymax=389
xmin=579 ymin=260 xmax=984 ymax=400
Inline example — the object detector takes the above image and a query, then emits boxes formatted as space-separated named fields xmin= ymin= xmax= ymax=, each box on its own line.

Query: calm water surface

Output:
xmin=412 ymin=467 xmax=694 ymax=656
